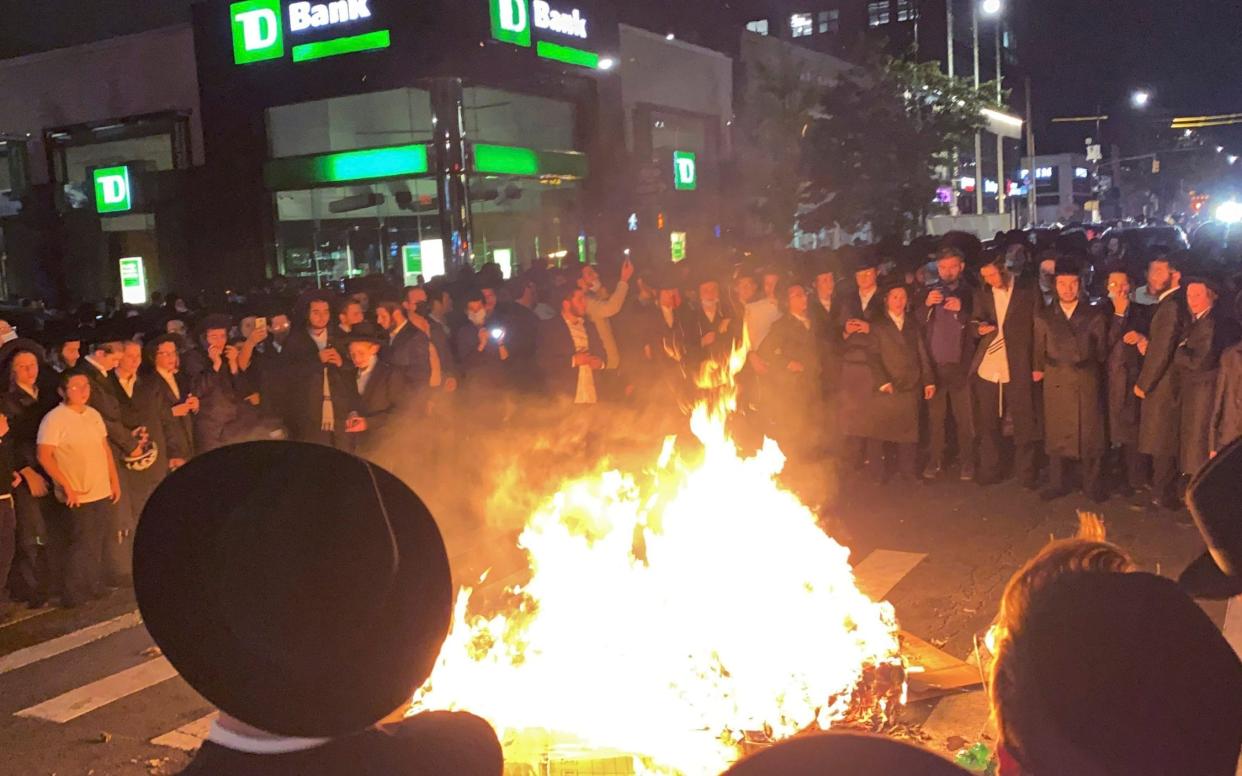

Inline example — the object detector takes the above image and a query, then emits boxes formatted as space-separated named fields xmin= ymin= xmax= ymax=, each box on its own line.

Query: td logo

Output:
xmin=673 ymin=151 xmax=697 ymax=191
xmin=93 ymin=166 xmax=133 ymax=214
xmin=490 ymin=0 xmax=531 ymax=47
xmin=231 ymin=0 xmax=285 ymax=64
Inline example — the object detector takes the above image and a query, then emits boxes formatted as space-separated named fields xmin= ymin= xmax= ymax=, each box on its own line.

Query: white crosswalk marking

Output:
xmin=151 ymin=712 xmax=219 ymax=751
xmin=0 ymin=610 xmax=142 ymax=676
xmin=15 ymin=657 xmax=178 ymax=723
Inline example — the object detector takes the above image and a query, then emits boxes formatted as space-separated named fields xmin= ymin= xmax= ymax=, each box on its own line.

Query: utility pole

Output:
xmin=947 ymin=0 xmax=960 ymax=215
xmin=973 ymin=3 xmax=984 ymax=216
xmin=1025 ymin=75 xmax=1037 ymax=227
xmin=995 ymin=19 xmax=1005 ymax=216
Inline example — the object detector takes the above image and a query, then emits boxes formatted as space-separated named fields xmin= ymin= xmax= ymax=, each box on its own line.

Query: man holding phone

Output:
xmin=455 ymin=290 xmax=510 ymax=398
xmin=283 ymin=294 xmax=355 ymax=449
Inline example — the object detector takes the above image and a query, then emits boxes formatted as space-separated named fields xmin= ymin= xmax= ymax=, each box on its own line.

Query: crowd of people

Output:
xmin=0 ymin=231 xmax=1232 ymax=771
xmin=3 ymin=229 xmax=1242 ymax=614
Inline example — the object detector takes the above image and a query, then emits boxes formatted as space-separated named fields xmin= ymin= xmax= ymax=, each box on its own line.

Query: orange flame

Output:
xmin=414 ymin=337 xmax=901 ymax=774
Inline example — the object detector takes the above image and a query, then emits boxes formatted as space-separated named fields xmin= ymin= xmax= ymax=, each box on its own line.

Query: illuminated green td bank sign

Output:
xmin=490 ymin=0 xmax=602 ymax=69
xmin=230 ymin=0 xmax=391 ymax=65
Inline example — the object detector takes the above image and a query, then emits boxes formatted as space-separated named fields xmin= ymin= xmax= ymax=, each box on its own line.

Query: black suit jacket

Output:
xmin=282 ymin=328 xmax=355 ymax=440
xmin=382 ymin=322 xmax=456 ymax=392
xmin=149 ymin=370 xmax=195 ymax=461
xmin=536 ymin=315 xmax=604 ymax=399
xmin=71 ymin=361 xmax=134 ymax=456
xmin=0 ymin=383 xmax=57 ymax=476
xmin=806 ymin=296 xmax=843 ymax=395
xmin=347 ymin=361 xmax=406 ymax=435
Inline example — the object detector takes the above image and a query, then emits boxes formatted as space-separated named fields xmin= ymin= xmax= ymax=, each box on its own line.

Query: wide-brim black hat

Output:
xmin=134 ymin=441 xmax=453 ymax=737
xmin=347 ymin=321 xmax=388 ymax=345
xmin=0 ymin=337 xmax=47 ymax=374
xmin=851 ymin=249 xmax=881 ymax=273
xmin=1053 ymin=257 xmax=1084 ymax=277
xmin=193 ymin=313 xmax=233 ymax=339
xmin=724 ymin=732 xmax=970 ymax=776
xmin=1181 ymin=435 xmax=1242 ymax=599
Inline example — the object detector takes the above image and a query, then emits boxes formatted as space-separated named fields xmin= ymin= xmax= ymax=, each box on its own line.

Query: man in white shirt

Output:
xmin=37 ymin=372 xmax=120 ymax=608
xmin=744 ymin=267 xmax=784 ymax=352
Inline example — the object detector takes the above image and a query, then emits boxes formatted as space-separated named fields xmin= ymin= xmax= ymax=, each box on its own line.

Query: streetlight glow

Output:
xmin=981 ymin=0 xmax=1002 ymax=15
xmin=1216 ymin=200 xmax=1242 ymax=224
xmin=597 ymin=57 xmax=616 ymax=71
xmin=1132 ymin=90 xmax=1151 ymax=108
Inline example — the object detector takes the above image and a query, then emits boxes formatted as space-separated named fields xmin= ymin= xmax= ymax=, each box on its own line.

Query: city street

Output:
xmin=0 ymin=474 xmax=1218 ymax=776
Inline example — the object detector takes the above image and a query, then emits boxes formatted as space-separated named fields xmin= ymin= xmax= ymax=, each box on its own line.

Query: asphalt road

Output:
xmin=0 ymin=472 xmax=1220 ymax=776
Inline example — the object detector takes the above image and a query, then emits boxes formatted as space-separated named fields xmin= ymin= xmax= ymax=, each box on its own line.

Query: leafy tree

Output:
xmin=730 ymin=45 xmax=826 ymax=250
xmin=799 ymin=54 xmax=1000 ymax=239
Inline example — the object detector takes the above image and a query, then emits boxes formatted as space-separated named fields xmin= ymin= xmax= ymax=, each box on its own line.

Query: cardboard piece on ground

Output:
xmin=853 ymin=550 xmax=928 ymax=602
xmin=901 ymin=631 xmax=983 ymax=703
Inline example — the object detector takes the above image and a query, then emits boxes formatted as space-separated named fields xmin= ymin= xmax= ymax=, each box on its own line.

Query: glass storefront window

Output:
xmin=470 ymin=175 xmax=586 ymax=272
xmin=463 ymin=87 xmax=576 ymax=149
xmin=267 ymin=87 xmax=433 ymax=158
xmin=273 ymin=178 xmax=441 ymax=286
xmin=651 ymin=111 xmax=708 ymax=157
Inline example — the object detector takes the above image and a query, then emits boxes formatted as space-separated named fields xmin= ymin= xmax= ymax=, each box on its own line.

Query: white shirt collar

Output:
xmin=1158 ymin=285 xmax=1179 ymax=302
xmin=84 ymin=355 xmax=109 ymax=376
xmin=206 ymin=720 xmax=330 ymax=755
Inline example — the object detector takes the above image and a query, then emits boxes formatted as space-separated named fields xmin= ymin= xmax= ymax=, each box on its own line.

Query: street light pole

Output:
xmin=995 ymin=18 xmax=1005 ymax=216
xmin=973 ymin=3 xmax=984 ymax=216
xmin=947 ymin=0 xmax=959 ymax=215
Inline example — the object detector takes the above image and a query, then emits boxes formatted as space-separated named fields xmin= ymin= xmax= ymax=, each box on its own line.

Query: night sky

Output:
xmin=1028 ymin=0 xmax=1242 ymax=153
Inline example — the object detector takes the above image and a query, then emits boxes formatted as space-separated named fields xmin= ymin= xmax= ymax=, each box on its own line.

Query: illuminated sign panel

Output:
xmin=94 ymin=166 xmax=133 ymax=214
xmin=231 ymin=0 xmax=285 ymax=63
xmin=673 ymin=150 xmax=697 ymax=191
xmin=230 ymin=0 xmax=390 ymax=65
xmin=489 ymin=0 xmax=603 ymax=69
xmin=119 ymin=257 xmax=148 ymax=305
xmin=671 ymin=231 xmax=687 ymax=262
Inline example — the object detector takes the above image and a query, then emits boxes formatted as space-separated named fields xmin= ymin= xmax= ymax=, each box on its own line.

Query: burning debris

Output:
xmin=413 ymin=342 xmax=904 ymax=775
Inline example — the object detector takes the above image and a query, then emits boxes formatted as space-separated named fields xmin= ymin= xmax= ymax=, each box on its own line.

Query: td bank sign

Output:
xmin=231 ymin=0 xmax=389 ymax=65
xmin=491 ymin=0 xmax=598 ymax=66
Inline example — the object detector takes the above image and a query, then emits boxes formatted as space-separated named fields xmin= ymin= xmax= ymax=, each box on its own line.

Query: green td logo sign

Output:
xmin=490 ymin=0 xmax=531 ymax=47
xmin=231 ymin=0 xmax=285 ymax=64
xmin=673 ymin=150 xmax=697 ymax=191
xmin=93 ymin=166 xmax=133 ymax=214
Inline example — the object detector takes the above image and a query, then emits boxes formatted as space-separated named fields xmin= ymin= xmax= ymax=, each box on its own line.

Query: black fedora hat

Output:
xmin=133 ymin=441 xmax=453 ymax=737
xmin=723 ymin=732 xmax=970 ymax=776
xmin=346 ymin=321 xmax=388 ymax=346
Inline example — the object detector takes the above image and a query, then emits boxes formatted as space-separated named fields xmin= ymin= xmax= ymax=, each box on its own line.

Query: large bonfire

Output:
xmin=413 ymin=341 xmax=903 ymax=775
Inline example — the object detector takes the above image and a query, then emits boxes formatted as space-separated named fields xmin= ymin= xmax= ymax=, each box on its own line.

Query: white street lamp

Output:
xmin=1132 ymin=90 xmax=1151 ymax=108
xmin=982 ymin=0 xmax=1002 ymax=15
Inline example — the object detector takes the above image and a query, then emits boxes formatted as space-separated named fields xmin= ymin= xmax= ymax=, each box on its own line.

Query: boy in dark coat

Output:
xmin=862 ymin=284 xmax=934 ymax=482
